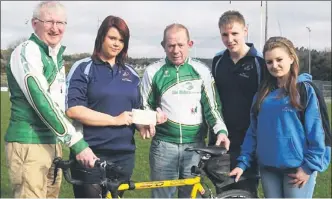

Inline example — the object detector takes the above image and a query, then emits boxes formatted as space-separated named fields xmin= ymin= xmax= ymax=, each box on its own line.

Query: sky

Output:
xmin=1 ymin=1 xmax=331 ymax=58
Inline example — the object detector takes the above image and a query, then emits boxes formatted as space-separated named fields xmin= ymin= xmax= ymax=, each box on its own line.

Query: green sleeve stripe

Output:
xmin=147 ymin=87 xmax=157 ymax=109
xmin=167 ymin=119 xmax=201 ymax=128
xmin=217 ymin=130 xmax=228 ymax=135
xmin=204 ymin=81 xmax=223 ymax=120
xmin=210 ymin=80 xmax=217 ymax=109
xmin=25 ymin=75 xmax=67 ymax=136
xmin=160 ymin=81 xmax=177 ymax=96
xmin=210 ymin=80 xmax=223 ymax=119
xmin=202 ymin=85 xmax=218 ymax=122
xmin=70 ymin=138 xmax=89 ymax=155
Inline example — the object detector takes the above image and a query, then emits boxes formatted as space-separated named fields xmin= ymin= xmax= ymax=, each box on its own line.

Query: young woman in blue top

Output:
xmin=65 ymin=15 xmax=166 ymax=198
xmin=229 ymin=36 xmax=330 ymax=198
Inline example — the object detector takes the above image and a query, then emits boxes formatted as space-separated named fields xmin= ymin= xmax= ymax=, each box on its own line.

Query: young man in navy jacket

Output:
xmin=210 ymin=10 xmax=266 ymax=197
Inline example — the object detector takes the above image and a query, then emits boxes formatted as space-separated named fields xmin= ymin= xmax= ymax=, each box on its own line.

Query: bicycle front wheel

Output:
xmin=216 ymin=189 xmax=255 ymax=198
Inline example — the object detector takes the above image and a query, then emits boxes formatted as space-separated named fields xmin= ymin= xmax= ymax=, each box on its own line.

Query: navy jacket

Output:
xmin=66 ymin=57 xmax=141 ymax=152
xmin=212 ymin=43 xmax=265 ymax=150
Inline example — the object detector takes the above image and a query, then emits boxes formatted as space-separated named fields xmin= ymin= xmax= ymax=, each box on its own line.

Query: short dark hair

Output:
xmin=92 ymin=15 xmax=130 ymax=67
xmin=218 ymin=10 xmax=246 ymax=28
xmin=161 ymin=23 xmax=190 ymax=47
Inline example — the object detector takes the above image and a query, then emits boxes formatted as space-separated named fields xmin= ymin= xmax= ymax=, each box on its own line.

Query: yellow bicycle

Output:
xmin=54 ymin=146 xmax=256 ymax=198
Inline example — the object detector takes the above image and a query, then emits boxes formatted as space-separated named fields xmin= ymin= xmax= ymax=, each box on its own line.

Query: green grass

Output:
xmin=1 ymin=92 xmax=331 ymax=198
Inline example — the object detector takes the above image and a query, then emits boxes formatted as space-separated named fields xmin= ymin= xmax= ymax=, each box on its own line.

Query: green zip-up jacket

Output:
xmin=5 ymin=33 xmax=88 ymax=155
xmin=141 ymin=57 xmax=228 ymax=143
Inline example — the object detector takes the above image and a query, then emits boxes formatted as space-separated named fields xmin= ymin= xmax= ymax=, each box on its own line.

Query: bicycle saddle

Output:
xmin=185 ymin=146 xmax=227 ymax=156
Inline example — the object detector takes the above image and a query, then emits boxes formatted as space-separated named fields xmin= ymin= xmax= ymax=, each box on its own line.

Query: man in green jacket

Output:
xmin=141 ymin=23 xmax=230 ymax=198
xmin=5 ymin=1 xmax=97 ymax=198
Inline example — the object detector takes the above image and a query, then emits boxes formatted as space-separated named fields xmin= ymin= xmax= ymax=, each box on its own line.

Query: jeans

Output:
xmin=149 ymin=139 xmax=204 ymax=198
xmin=70 ymin=150 xmax=135 ymax=198
xmin=260 ymin=166 xmax=317 ymax=198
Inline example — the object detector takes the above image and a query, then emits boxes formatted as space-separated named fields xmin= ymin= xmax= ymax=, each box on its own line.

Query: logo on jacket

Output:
xmin=123 ymin=71 xmax=130 ymax=77
xmin=243 ymin=64 xmax=254 ymax=71
xmin=163 ymin=70 xmax=170 ymax=77
xmin=122 ymin=71 xmax=132 ymax=82
xmin=183 ymin=82 xmax=194 ymax=90
xmin=282 ymin=106 xmax=294 ymax=112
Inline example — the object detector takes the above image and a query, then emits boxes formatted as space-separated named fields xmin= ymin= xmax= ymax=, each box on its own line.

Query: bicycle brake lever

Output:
xmin=52 ymin=157 xmax=62 ymax=185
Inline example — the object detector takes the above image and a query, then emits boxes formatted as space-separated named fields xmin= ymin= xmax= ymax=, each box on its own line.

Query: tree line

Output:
xmin=1 ymin=44 xmax=331 ymax=81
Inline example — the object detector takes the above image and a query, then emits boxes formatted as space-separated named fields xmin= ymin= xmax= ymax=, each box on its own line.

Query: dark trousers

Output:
xmin=70 ymin=150 xmax=135 ymax=198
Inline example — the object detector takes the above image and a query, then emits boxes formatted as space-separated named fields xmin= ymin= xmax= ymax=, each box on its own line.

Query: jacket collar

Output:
xmin=165 ymin=57 xmax=190 ymax=68
xmin=29 ymin=33 xmax=66 ymax=57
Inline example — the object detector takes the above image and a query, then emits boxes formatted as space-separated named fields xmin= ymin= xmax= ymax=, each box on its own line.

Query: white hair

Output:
xmin=32 ymin=1 xmax=67 ymax=20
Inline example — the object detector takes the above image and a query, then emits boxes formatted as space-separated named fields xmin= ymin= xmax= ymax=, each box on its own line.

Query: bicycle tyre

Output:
xmin=216 ymin=189 xmax=255 ymax=198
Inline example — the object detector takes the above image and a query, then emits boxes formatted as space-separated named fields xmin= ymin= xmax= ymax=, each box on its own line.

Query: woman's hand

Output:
xmin=288 ymin=167 xmax=310 ymax=188
xmin=229 ymin=167 xmax=244 ymax=182
xmin=114 ymin=111 xmax=133 ymax=126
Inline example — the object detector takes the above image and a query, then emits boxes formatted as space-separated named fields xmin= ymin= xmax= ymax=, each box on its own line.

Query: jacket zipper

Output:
xmin=176 ymin=67 xmax=183 ymax=143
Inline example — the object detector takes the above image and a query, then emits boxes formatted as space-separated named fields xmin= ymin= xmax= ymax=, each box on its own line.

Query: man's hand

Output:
xmin=215 ymin=133 xmax=230 ymax=151
xmin=137 ymin=124 xmax=156 ymax=139
xmin=288 ymin=167 xmax=310 ymax=188
xmin=156 ymin=107 xmax=167 ymax=124
xmin=229 ymin=167 xmax=244 ymax=182
xmin=75 ymin=147 xmax=99 ymax=168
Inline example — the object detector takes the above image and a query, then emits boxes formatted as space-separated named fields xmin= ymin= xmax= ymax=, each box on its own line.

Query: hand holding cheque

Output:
xmin=134 ymin=107 xmax=167 ymax=139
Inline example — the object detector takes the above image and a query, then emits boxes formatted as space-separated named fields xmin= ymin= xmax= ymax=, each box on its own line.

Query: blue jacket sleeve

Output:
xmin=66 ymin=61 xmax=89 ymax=110
xmin=301 ymin=83 xmax=331 ymax=175
xmin=237 ymin=94 xmax=258 ymax=171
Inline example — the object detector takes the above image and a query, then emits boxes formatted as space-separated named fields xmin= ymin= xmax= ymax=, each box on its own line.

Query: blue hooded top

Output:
xmin=237 ymin=73 xmax=331 ymax=175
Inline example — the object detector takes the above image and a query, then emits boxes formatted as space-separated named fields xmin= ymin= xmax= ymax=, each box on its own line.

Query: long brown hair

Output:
xmin=92 ymin=15 xmax=130 ymax=67
xmin=253 ymin=36 xmax=303 ymax=117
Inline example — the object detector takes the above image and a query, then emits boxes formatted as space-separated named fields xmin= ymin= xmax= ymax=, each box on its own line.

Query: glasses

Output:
xmin=35 ymin=18 xmax=67 ymax=28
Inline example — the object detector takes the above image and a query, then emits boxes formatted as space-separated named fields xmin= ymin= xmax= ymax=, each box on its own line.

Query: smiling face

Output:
xmin=163 ymin=28 xmax=193 ymax=66
xmin=100 ymin=27 xmax=124 ymax=61
xmin=219 ymin=22 xmax=247 ymax=54
xmin=264 ymin=47 xmax=294 ymax=79
xmin=32 ymin=7 xmax=67 ymax=48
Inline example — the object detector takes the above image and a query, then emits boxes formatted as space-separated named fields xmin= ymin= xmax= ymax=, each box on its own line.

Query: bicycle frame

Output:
xmin=106 ymin=176 xmax=206 ymax=199
xmin=54 ymin=146 xmax=240 ymax=199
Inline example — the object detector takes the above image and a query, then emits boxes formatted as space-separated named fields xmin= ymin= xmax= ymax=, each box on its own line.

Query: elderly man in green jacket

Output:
xmin=5 ymin=1 xmax=97 ymax=198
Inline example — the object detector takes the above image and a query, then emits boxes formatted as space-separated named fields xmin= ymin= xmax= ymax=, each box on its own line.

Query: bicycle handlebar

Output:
xmin=53 ymin=157 xmax=132 ymax=198
xmin=53 ymin=157 xmax=125 ymax=186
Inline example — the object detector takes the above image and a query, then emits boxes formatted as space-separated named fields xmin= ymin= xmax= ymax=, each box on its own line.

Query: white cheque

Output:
xmin=132 ymin=109 xmax=157 ymax=125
